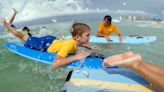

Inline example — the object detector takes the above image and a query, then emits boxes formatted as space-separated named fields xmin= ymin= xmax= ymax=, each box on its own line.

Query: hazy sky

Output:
xmin=84 ymin=0 xmax=164 ymax=18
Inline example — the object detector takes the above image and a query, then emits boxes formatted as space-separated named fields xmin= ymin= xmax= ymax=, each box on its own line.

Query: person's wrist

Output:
xmin=70 ymin=55 xmax=78 ymax=61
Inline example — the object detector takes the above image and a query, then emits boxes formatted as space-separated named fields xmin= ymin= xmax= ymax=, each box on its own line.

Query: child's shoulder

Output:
xmin=62 ymin=39 xmax=76 ymax=45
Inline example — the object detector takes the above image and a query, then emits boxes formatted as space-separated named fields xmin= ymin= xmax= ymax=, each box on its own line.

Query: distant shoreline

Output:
xmin=1 ymin=12 xmax=163 ymax=31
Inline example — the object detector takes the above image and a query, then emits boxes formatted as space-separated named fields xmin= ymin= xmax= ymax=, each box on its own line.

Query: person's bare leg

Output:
xmin=103 ymin=51 xmax=164 ymax=91
xmin=103 ymin=51 xmax=135 ymax=67
xmin=131 ymin=59 xmax=164 ymax=91
xmin=145 ymin=62 xmax=164 ymax=76
xmin=1 ymin=18 xmax=28 ymax=41
xmin=9 ymin=8 xmax=17 ymax=24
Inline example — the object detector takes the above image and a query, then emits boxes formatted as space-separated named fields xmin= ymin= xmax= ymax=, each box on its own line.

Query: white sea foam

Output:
xmin=0 ymin=0 xmax=159 ymax=23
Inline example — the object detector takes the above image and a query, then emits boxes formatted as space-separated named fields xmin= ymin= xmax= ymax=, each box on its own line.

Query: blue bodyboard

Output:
xmin=5 ymin=42 xmax=105 ymax=69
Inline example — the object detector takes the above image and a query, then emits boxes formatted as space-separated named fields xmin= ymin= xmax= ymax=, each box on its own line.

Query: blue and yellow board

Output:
xmin=67 ymin=68 xmax=156 ymax=92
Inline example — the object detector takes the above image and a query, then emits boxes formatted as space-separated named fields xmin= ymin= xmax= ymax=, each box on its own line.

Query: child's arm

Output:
xmin=52 ymin=51 xmax=89 ymax=68
xmin=81 ymin=44 xmax=99 ymax=50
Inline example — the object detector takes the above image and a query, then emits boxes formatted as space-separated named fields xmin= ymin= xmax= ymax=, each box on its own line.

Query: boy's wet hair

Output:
xmin=71 ymin=22 xmax=90 ymax=37
xmin=22 ymin=26 xmax=30 ymax=32
xmin=104 ymin=15 xmax=112 ymax=22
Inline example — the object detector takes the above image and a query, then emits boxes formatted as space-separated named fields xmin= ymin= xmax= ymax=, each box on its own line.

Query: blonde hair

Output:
xmin=71 ymin=22 xmax=90 ymax=37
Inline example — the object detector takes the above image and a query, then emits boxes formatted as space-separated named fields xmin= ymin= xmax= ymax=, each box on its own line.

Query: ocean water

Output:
xmin=0 ymin=16 xmax=164 ymax=92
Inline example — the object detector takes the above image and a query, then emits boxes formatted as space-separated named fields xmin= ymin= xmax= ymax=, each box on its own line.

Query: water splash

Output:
xmin=0 ymin=0 xmax=87 ymax=22
xmin=18 ymin=61 xmax=27 ymax=72
xmin=48 ymin=67 xmax=54 ymax=80
xmin=51 ymin=18 xmax=57 ymax=23
xmin=83 ymin=70 xmax=89 ymax=78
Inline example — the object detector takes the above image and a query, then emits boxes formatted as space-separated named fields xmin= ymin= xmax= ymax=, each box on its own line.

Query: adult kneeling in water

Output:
xmin=97 ymin=15 xmax=123 ymax=42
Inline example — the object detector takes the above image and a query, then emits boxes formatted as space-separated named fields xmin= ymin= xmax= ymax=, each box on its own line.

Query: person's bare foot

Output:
xmin=13 ymin=8 xmax=17 ymax=13
xmin=125 ymin=54 xmax=142 ymax=70
xmin=103 ymin=51 xmax=142 ymax=69
xmin=0 ymin=18 xmax=7 ymax=25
